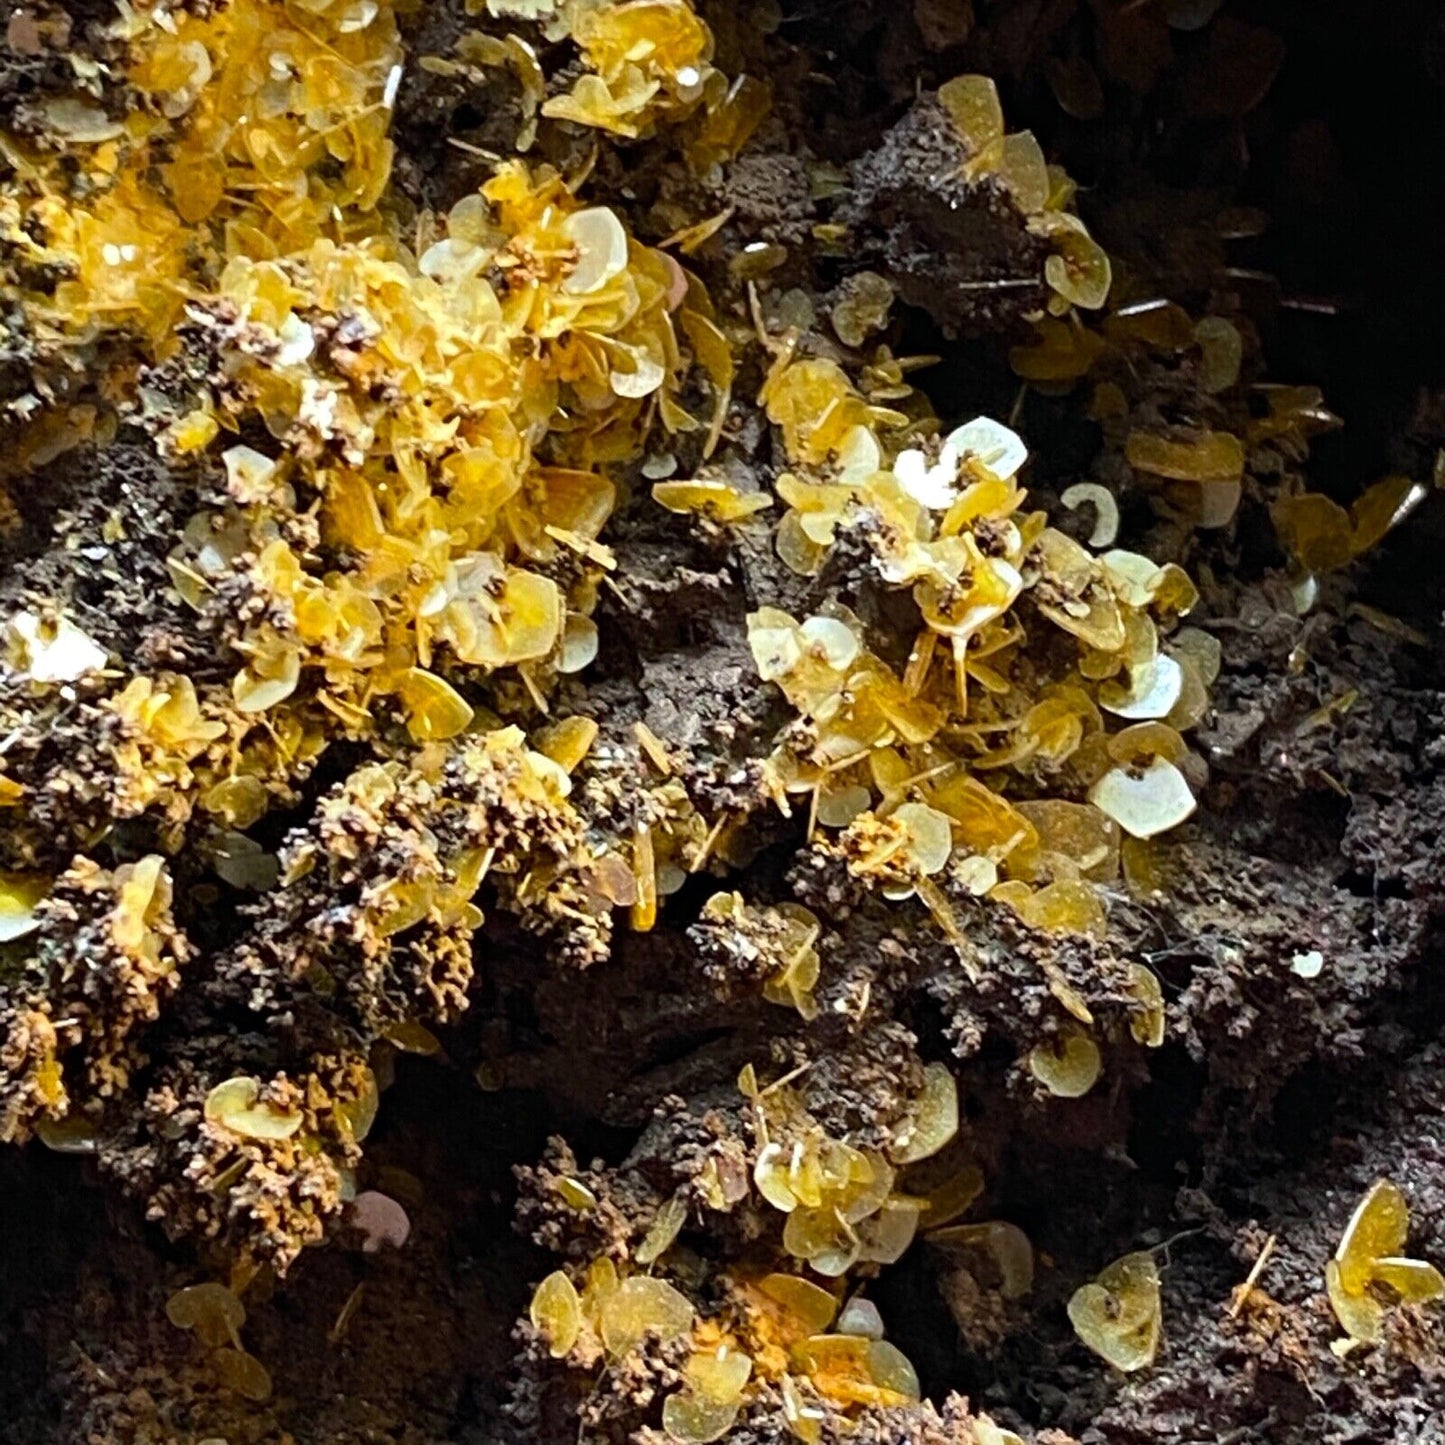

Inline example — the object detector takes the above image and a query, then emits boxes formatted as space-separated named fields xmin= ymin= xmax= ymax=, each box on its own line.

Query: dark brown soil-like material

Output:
xmin=5 ymin=3 xmax=1445 ymax=1444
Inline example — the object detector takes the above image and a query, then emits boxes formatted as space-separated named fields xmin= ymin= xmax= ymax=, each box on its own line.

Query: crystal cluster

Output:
xmin=1326 ymin=1179 xmax=1445 ymax=1346
xmin=751 ymin=402 xmax=1214 ymax=959
xmin=4 ymin=0 xmax=1375 ymax=1435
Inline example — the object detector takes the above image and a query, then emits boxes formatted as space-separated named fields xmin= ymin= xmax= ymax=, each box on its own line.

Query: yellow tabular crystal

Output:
xmin=783 ymin=1204 xmax=861 ymax=1277
xmin=1045 ymin=229 xmax=1113 ymax=310
xmin=1089 ymin=758 xmax=1196 ymax=841
xmin=1272 ymin=493 xmax=1355 ymax=573
xmin=542 ymin=0 xmax=716 ymax=139
xmin=383 ymin=1019 xmax=443 ymax=1056
xmin=653 ymin=480 xmax=773 ymax=523
xmin=1028 ymin=1029 xmax=1102 ymax=1098
xmin=1126 ymin=965 xmax=1167 ymax=1047
xmin=1108 ymin=301 xmax=1196 ymax=353
xmin=561 ymin=207 xmax=630 ymax=294
xmin=973 ymin=1415 xmax=1027 ymax=1445
xmin=1275 ymin=475 xmax=1422 ymax=575
xmin=202 ymin=775 xmax=269 ymax=830
xmin=1013 ymin=801 xmax=1119 ymax=883
xmin=761 ymin=903 xmax=823 ymax=1021
xmin=1372 ymin=1257 xmax=1445 ymax=1300
xmin=1125 ymin=429 xmax=1245 ymax=485
xmin=1325 ymin=1260 xmax=1385 ymax=1345
xmin=204 ymin=1077 xmax=303 ymax=1142
xmin=0 ymin=872 xmax=48 ymax=944
xmin=581 ymin=1255 xmax=621 ymax=1321
xmin=939 ymin=75 xmax=1004 ymax=156
xmin=1173 ymin=628 xmax=1223 ymax=688
xmin=631 ymin=825 xmax=659 ymax=933
xmin=530 ymin=1270 xmax=583 ymax=1358
xmin=1011 ymin=316 xmax=1106 ymax=381
xmin=688 ymin=74 xmax=772 ymax=170
xmin=533 ymin=716 xmax=599 ymax=773
xmin=761 ymin=358 xmax=891 ymax=467
xmin=212 ymin=1346 xmax=273 ymax=1402
xmin=1327 ymin=1178 xmax=1445 ymax=1342
xmin=1061 ymin=482 xmax=1120 ymax=547
xmin=1068 ymin=1252 xmax=1161 ymax=1372
xmin=758 ymin=1273 xmax=839 ymax=1334
xmin=33 ymin=1113 xmax=97 ymax=1155
xmin=636 ymin=1194 xmax=688 ymax=1265
xmin=1194 ymin=316 xmax=1243 ymax=393
xmin=914 ymin=1162 xmax=985 ymax=1231
xmin=793 ymin=1333 xmax=917 ymax=1409
xmin=928 ymin=1220 xmax=1035 ymax=1298
xmin=166 ymin=1282 xmax=246 ymax=1349
xmin=780 ymin=1374 xmax=826 ymax=1443
xmin=397 ymin=670 xmax=475 ymax=743
xmin=893 ymin=803 xmax=955 ymax=879
xmin=1009 ymin=879 xmax=1108 ymax=940
xmin=865 ymin=1339 xmax=920 ymax=1400
xmin=599 ymin=1275 xmax=695 ymax=1356
xmin=889 ymin=1063 xmax=959 ymax=1164
xmin=560 ymin=616 xmax=600 ymax=675
xmin=337 ymin=1066 xmax=379 ymax=1145
xmin=754 ymin=1142 xmax=802 ymax=1212
xmin=1107 ymin=722 xmax=1190 ymax=769
xmin=928 ymin=775 xmax=1036 ymax=862
xmin=832 ymin=272 xmax=895 ymax=348
xmin=553 ymin=1176 xmax=599 ymax=1212
xmin=687 ymin=1345 xmax=753 ymax=1403
xmin=999 ymin=131 xmax=1049 ymax=214
xmin=855 ymin=1198 xmax=921 ymax=1265
xmin=662 ymin=1392 xmax=741 ymax=1444
xmin=1348 ymin=475 xmax=1421 ymax=556
xmin=1030 ymin=528 xmax=1127 ymax=653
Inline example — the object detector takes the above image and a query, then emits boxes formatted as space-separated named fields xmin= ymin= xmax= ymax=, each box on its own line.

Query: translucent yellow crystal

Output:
xmin=1010 ymin=316 xmax=1106 ymax=382
xmin=687 ymin=1345 xmax=752 ymax=1403
xmin=204 ymin=1077 xmax=304 ymax=1141
xmin=1327 ymin=1178 xmax=1445 ymax=1342
xmin=999 ymin=131 xmax=1049 ymax=213
xmin=928 ymin=1221 xmax=1035 ymax=1298
xmin=1028 ymin=1029 xmax=1102 ymax=1098
xmin=0 ymin=872 xmax=49 ymax=944
xmin=542 ymin=0 xmax=717 ymax=139
xmin=1125 ymin=429 xmax=1245 ymax=484
xmin=865 ymin=1339 xmax=920 ymax=1399
xmin=1126 ymin=965 xmax=1166 ymax=1047
xmin=1194 ymin=317 xmax=1243 ymax=393
xmin=792 ymin=1332 xmax=919 ymax=1409
xmin=1045 ymin=229 xmax=1112 ymax=310
xmin=636 ymin=1194 xmax=688 ymax=1265
xmin=1068 ymin=1251 xmax=1161 ymax=1372
xmin=166 ymin=1282 xmax=245 ymax=1349
xmin=889 ymin=1063 xmax=959 ymax=1164
xmin=939 ymin=75 xmax=1004 ymax=156
xmin=653 ymin=480 xmax=772 ymax=522
xmin=599 ymin=1276 xmax=695 ymax=1356
xmin=213 ymin=1346 xmax=273 ymax=1402
xmin=855 ymin=1198 xmax=921 ymax=1265
xmin=397 ymin=670 xmax=475 ymax=742
xmin=1089 ymin=758 xmax=1196 ymax=841
xmin=758 ymin=1274 xmax=839 ymax=1334
xmin=1272 ymin=493 xmax=1354 ymax=573
xmin=530 ymin=1270 xmax=583 ymax=1357
xmin=662 ymin=1391 xmax=740 ymax=1444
